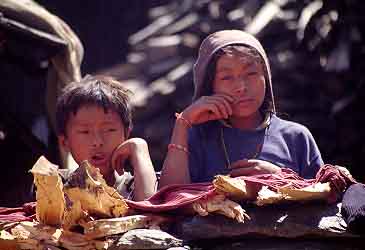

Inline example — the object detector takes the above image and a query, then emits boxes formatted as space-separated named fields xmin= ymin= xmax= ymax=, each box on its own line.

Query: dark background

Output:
xmin=1 ymin=0 xmax=364 ymax=206
xmin=37 ymin=0 xmax=167 ymax=73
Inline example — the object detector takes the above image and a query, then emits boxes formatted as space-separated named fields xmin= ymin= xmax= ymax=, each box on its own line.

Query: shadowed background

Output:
xmin=1 ymin=0 xmax=364 ymax=206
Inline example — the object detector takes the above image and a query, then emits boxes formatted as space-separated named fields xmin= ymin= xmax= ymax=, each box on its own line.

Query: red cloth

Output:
xmin=0 ymin=202 xmax=36 ymax=222
xmin=315 ymin=164 xmax=357 ymax=202
xmin=237 ymin=168 xmax=310 ymax=190
xmin=232 ymin=164 xmax=357 ymax=203
xmin=127 ymin=164 xmax=357 ymax=212
xmin=126 ymin=183 xmax=215 ymax=212
xmin=0 ymin=165 xmax=354 ymax=218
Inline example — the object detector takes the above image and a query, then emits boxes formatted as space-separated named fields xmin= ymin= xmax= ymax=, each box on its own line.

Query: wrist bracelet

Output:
xmin=168 ymin=143 xmax=189 ymax=154
xmin=175 ymin=112 xmax=192 ymax=128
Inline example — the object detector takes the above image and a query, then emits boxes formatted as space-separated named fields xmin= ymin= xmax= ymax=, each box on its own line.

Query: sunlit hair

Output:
xmin=198 ymin=45 xmax=274 ymax=115
xmin=56 ymin=75 xmax=133 ymax=136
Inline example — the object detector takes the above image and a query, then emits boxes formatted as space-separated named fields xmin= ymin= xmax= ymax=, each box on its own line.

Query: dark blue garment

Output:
xmin=341 ymin=183 xmax=365 ymax=235
xmin=188 ymin=115 xmax=323 ymax=182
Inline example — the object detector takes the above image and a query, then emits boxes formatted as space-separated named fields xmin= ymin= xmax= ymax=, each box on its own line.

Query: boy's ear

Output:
xmin=58 ymin=135 xmax=70 ymax=152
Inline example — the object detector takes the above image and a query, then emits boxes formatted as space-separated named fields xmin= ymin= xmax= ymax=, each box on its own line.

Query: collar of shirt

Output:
xmin=219 ymin=113 xmax=271 ymax=130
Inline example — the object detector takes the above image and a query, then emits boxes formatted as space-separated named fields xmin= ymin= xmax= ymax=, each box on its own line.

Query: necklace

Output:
xmin=220 ymin=127 xmax=264 ymax=169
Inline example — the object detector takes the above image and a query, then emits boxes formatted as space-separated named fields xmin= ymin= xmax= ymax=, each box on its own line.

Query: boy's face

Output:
xmin=213 ymin=53 xmax=266 ymax=119
xmin=59 ymin=104 xmax=127 ymax=177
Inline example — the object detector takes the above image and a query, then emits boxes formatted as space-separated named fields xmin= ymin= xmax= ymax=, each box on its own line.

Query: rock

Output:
xmin=110 ymin=229 xmax=183 ymax=250
xmin=176 ymin=202 xmax=359 ymax=240
xmin=206 ymin=238 xmax=364 ymax=250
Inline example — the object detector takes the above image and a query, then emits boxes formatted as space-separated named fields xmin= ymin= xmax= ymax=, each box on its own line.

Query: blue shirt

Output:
xmin=188 ymin=115 xmax=323 ymax=182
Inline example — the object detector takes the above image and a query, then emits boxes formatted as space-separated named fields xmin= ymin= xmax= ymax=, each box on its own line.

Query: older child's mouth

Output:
xmin=235 ymin=98 xmax=253 ymax=105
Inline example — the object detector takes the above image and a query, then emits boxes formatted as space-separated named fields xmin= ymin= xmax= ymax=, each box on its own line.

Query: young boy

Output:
xmin=56 ymin=75 xmax=156 ymax=201
xmin=160 ymin=30 xmax=323 ymax=187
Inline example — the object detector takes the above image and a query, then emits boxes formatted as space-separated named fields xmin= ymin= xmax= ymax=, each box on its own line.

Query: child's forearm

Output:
xmin=159 ymin=119 xmax=191 ymax=188
xmin=130 ymin=142 xmax=157 ymax=201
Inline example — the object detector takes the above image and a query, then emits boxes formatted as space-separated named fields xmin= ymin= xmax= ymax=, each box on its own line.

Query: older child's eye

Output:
xmin=220 ymin=75 xmax=233 ymax=81
xmin=240 ymin=72 xmax=257 ymax=81
xmin=247 ymin=71 xmax=258 ymax=77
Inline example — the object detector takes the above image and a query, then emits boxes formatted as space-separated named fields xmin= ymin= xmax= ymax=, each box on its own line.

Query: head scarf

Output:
xmin=193 ymin=30 xmax=276 ymax=114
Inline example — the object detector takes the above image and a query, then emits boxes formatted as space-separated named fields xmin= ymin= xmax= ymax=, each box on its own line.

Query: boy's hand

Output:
xmin=229 ymin=159 xmax=281 ymax=177
xmin=181 ymin=94 xmax=234 ymax=125
xmin=110 ymin=138 xmax=149 ymax=175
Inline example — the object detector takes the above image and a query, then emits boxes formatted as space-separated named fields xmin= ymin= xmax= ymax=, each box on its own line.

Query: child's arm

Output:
xmin=159 ymin=94 xmax=234 ymax=188
xmin=111 ymin=138 xmax=157 ymax=201
xmin=158 ymin=116 xmax=191 ymax=187
xmin=229 ymin=159 xmax=281 ymax=177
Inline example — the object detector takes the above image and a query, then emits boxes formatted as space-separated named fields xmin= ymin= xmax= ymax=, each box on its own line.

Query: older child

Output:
xmin=56 ymin=75 xmax=156 ymax=201
xmin=160 ymin=30 xmax=323 ymax=187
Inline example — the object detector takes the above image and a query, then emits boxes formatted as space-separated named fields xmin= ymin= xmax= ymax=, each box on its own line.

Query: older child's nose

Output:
xmin=233 ymin=83 xmax=247 ymax=95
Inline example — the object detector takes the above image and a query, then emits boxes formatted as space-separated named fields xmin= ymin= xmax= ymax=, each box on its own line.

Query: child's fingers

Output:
xmin=205 ymin=99 xmax=230 ymax=119
xmin=209 ymin=96 xmax=233 ymax=117
xmin=111 ymin=142 xmax=129 ymax=171
xmin=114 ymin=157 xmax=125 ymax=175
xmin=213 ymin=93 xmax=235 ymax=103
xmin=112 ymin=153 xmax=127 ymax=175
xmin=203 ymin=95 xmax=234 ymax=118
xmin=205 ymin=104 xmax=222 ymax=120
xmin=216 ymin=97 xmax=233 ymax=116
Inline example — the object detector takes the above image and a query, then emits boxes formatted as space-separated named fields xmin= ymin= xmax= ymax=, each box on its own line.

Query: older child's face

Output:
xmin=213 ymin=53 xmax=266 ymax=119
xmin=59 ymin=105 xmax=126 ymax=177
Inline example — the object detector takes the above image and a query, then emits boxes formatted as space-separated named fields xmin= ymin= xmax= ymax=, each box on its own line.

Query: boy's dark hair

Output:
xmin=200 ymin=45 xmax=274 ymax=115
xmin=56 ymin=75 xmax=133 ymax=136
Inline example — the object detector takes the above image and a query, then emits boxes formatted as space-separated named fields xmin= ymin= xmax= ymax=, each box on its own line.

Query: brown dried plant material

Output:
xmin=64 ymin=161 xmax=129 ymax=219
xmin=256 ymin=186 xmax=285 ymax=206
xmin=9 ymin=221 xmax=109 ymax=250
xmin=192 ymin=194 xmax=250 ymax=223
xmin=256 ymin=183 xmax=331 ymax=206
xmin=11 ymin=221 xmax=56 ymax=250
xmin=213 ymin=175 xmax=257 ymax=200
xmin=279 ymin=182 xmax=331 ymax=201
xmin=30 ymin=156 xmax=66 ymax=226
xmin=82 ymin=214 xmax=169 ymax=239
xmin=62 ymin=200 xmax=89 ymax=230
xmin=0 ymin=229 xmax=19 ymax=250
xmin=59 ymin=229 xmax=107 ymax=250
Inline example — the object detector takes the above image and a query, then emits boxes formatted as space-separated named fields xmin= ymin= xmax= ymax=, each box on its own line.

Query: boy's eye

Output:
xmin=77 ymin=130 xmax=89 ymax=134
xmin=105 ymin=128 xmax=117 ymax=132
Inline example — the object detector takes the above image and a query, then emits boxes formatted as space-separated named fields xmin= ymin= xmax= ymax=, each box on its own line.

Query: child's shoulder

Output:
xmin=270 ymin=115 xmax=312 ymax=136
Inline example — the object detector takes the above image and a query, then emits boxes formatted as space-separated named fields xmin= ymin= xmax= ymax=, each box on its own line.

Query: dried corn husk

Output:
xmin=192 ymin=194 xmax=250 ymax=223
xmin=64 ymin=161 xmax=129 ymax=218
xmin=213 ymin=175 xmax=256 ymax=200
xmin=82 ymin=214 xmax=168 ymax=239
xmin=0 ymin=229 xmax=19 ymax=250
xmin=9 ymin=221 xmax=109 ymax=250
xmin=256 ymin=183 xmax=331 ymax=206
xmin=279 ymin=182 xmax=331 ymax=201
xmin=30 ymin=156 xmax=65 ymax=226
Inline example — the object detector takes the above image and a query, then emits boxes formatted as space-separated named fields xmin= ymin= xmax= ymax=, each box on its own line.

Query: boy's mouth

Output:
xmin=90 ymin=153 xmax=108 ymax=166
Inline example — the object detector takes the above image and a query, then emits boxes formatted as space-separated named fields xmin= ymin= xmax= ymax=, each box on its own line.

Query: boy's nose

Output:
xmin=92 ymin=133 xmax=104 ymax=147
